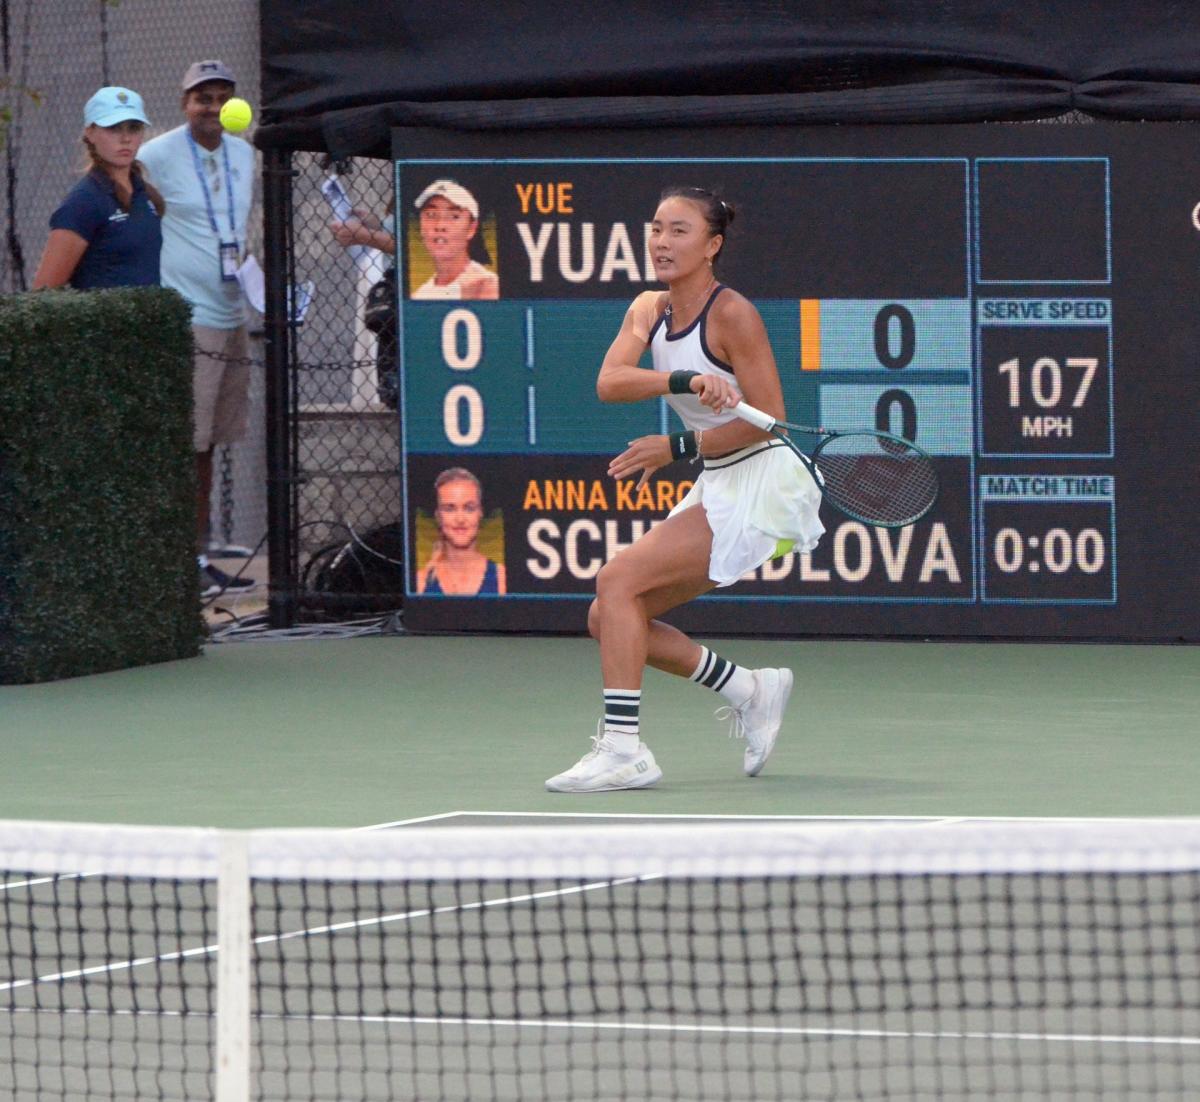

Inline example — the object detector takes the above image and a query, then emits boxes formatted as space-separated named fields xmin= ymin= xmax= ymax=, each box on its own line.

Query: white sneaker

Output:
xmin=715 ymin=667 xmax=794 ymax=777
xmin=545 ymin=730 xmax=663 ymax=793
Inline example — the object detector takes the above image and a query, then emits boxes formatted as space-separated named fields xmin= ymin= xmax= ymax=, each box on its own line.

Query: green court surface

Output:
xmin=5 ymin=636 xmax=1200 ymax=1101
xmin=2 ymin=634 xmax=1198 ymax=828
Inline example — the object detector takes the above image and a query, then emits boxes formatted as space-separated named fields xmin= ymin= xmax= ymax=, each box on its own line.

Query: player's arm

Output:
xmin=596 ymin=293 xmax=670 ymax=403
xmin=597 ymin=292 xmax=742 ymax=414
xmin=330 ymin=219 xmax=396 ymax=253
xmin=32 ymin=230 xmax=89 ymax=289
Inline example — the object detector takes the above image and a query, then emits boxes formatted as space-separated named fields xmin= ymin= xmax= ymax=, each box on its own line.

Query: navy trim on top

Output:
xmin=665 ymin=284 xmax=735 ymax=376
xmin=664 ymin=283 xmax=724 ymax=341
xmin=647 ymin=311 xmax=667 ymax=344
xmin=702 ymin=440 xmax=787 ymax=470
xmin=699 ymin=298 xmax=735 ymax=376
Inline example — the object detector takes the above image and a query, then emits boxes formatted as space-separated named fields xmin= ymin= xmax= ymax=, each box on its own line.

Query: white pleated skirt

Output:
xmin=669 ymin=441 xmax=825 ymax=587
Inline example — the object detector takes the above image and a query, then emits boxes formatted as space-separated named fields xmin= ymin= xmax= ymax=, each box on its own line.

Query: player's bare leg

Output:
xmin=546 ymin=507 xmax=712 ymax=792
xmin=593 ymin=504 xmax=716 ymax=689
xmin=586 ymin=504 xmax=792 ymax=778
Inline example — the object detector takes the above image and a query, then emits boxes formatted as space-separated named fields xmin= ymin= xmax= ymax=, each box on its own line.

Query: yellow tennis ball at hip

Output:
xmin=219 ymin=98 xmax=253 ymax=133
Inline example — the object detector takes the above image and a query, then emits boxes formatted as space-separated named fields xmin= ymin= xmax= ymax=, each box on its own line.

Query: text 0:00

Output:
xmin=992 ymin=527 xmax=1106 ymax=574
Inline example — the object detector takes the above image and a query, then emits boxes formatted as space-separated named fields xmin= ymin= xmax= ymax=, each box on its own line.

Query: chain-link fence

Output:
xmin=3 ymin=3 xmax=404 ymax=621
xmin=285 ymin=153 xmax=406 ymax=616
xmin=2 ymin=0 xmax=265 ymax=558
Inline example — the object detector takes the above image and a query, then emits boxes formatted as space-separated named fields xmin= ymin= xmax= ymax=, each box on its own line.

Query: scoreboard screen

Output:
xmin=392 ymin=124 xmax=1200 ymax=641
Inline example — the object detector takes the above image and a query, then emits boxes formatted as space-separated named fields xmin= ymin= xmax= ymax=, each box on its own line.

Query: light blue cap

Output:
xmin=83 ymin=86 xmax=150 ymax=128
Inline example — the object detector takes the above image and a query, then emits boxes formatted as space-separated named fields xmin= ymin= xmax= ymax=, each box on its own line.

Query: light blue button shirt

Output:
xmin=139 ymin=125 xmax=256 ymax=330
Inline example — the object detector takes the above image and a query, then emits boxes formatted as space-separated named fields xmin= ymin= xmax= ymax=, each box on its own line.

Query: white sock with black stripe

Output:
xmin=603 ymin=689 xmax=641 ymax=754
xmin=689 ymin=647 xmax=756 ymax=707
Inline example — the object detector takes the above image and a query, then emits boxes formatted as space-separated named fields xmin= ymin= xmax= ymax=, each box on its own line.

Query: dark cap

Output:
xmin=182 ymin=59 xmax=236 ymax=91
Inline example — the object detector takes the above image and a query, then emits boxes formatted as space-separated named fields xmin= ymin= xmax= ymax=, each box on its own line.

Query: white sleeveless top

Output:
xmin=647 ymin=286 xmax=741 ymax=432
xmin=413 ymin=259 xmax=497 ymax=300
xmin=629 ymin=286 xmax=825 ymax=585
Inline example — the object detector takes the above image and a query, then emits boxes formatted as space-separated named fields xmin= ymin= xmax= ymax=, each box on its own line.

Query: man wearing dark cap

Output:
xmin=140 ymin=61 xmax=257 ymax=597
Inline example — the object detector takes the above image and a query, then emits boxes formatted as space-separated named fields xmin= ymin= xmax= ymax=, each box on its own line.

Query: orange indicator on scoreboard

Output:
xmin=800 ymin=299 xmax=820 ymax=371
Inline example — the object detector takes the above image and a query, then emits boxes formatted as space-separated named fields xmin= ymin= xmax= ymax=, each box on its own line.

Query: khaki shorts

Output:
xmin=192 ymin=324 xmax=250 ymax=452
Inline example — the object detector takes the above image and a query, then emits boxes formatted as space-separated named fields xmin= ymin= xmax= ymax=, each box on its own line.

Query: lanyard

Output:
xmin=186 ymin=132 xmax=238 ymax=238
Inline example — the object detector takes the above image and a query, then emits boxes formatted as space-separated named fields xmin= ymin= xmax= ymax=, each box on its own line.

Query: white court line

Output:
xmin=0 ymin=939 xmax=218 ymax=992
xmin=2 ymin=874 xmax=63 ymax=891
xmin=431 ymin=812 xmax=945 ymax=822
xmin=1 ymin=871 xmax=92 ymax=895
xmin=429 ymin=811 xmax=1192 ymax=824
xmin=256 ymin=1013 xmax=1200 ymax=1049
xmin=261 ymin=874 xmax=653 ymax=946
xmin=357 ymin=811 xmax=470 ymax=830
xmin=4 ymin=1005 xmax=1196 ymax=1050
xmin=0 ymin=873 xmax=653 ymax=994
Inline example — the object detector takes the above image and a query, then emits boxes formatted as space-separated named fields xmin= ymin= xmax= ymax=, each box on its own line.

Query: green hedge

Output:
xmin=0 ymin=288 xmax=203 ymax=683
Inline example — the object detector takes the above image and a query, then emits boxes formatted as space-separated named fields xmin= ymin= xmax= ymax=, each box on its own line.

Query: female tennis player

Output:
xmin=417 ymin=467 xmax=507 ymax=596
xmin=545 ymin=186 xmax=825 ymax=793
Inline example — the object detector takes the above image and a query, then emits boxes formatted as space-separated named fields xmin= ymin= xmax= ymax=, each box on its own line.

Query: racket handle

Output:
xmin=731 ymin=401 xmax=778 ymax=432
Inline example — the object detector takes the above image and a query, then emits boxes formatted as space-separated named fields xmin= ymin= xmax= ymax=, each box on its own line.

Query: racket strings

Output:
xmin=813 ymin=436 xmax=938 ymax=527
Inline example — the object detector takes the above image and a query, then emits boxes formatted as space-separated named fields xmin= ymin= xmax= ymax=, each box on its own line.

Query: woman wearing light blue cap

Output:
xmin=32 ymin=86 xmax=165 ymax=289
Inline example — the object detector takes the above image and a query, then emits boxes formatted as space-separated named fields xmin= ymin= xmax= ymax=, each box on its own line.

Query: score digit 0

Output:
xmin=441 ymin=309 xmax=485 ymax=446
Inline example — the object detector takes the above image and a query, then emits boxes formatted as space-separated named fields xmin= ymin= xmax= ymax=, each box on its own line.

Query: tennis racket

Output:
xmin=731 ymin=401 xmax=939 ymax=528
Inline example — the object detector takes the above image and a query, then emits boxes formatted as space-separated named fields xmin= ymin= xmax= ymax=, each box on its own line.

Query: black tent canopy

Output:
xmin=257 ymin=0 xmax=1200 ymax=156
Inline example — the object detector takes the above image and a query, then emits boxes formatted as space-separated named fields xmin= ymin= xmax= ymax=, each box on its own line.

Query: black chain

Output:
xmin=197 ymin=348 xmax=380 ymax=372
xmin=217 ymin=446 xmax=235 ymax=546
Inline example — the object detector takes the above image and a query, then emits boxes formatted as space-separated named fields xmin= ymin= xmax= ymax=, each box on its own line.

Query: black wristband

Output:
xmin=668 ymin=370 xmax=700 ymax=395
xmin=668 ymin=430 xmax=698 ymax=460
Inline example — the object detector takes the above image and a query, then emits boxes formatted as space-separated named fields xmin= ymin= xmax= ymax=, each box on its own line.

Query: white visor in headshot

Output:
xmin=414 ymin=179 xmax=479 ymax=220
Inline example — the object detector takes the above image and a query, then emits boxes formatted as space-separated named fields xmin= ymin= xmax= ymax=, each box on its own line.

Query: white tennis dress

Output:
xmin=644 ymin=286 xmax=825 ymax=586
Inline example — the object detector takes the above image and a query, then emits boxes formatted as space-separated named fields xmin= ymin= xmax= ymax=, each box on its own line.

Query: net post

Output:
xmin=216 ymin=830 xmax=251 ymax=1102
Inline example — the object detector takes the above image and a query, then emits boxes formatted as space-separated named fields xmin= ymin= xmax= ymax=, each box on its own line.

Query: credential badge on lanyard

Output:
xmin=219 ymin=241 xmax=240 ymax=281
xmin=188 ymin=132 xmax=240 ymax=282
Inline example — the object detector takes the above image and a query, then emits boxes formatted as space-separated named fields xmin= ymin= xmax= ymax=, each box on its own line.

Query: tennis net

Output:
xmin=3 ymin=818 xmax=1199 ymax=1100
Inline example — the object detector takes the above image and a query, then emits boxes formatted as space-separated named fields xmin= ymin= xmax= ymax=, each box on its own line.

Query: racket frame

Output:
xmin=731 ymin=401 xmax=939 ymax=528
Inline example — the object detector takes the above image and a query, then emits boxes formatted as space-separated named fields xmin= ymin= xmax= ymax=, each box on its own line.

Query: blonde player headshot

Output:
xmin=417 ymin=467 xmax=507 ymax=596
xmin=545 ymin=186 xmax=826 ymax=793
xmin=410 ymin=179 xmax=499 ymax=300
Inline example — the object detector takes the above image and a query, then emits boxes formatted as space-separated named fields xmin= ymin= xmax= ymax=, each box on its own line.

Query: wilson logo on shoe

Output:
xmin=635 ymin=761 xmax=649 ymax=774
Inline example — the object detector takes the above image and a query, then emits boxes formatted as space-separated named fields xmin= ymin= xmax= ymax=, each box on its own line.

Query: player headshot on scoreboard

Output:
xmin=417 ymin=466 xmax=507 ymax=596
xmin=408 ymin=179 xmax=499 ymax=301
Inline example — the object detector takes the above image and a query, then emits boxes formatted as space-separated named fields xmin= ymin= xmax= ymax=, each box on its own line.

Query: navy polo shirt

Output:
xmin=49 ymin=171 xmax=162 ymax=289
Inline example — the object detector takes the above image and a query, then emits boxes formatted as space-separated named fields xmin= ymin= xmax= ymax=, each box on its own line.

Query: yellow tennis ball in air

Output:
xmin=219 ymin=97 xmax=253 ymax=133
